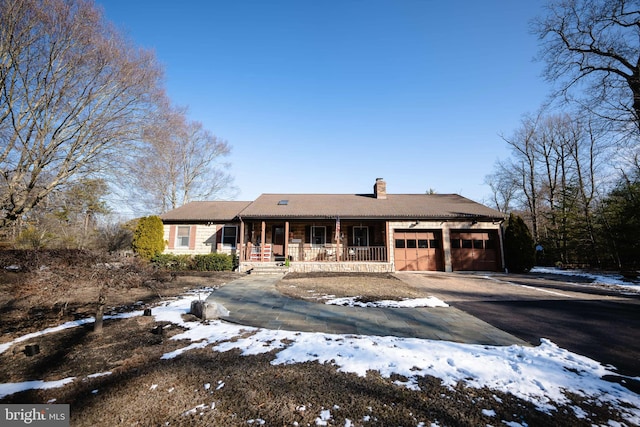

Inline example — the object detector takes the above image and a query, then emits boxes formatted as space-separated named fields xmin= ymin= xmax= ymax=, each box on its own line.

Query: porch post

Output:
xmin=260 ymin=221 xmax=266 ymax=262
xmin=335 ymin=217 xmax=341 ymax=262
xmin=239 ymin=219 xmax=245 ymax=262
xmin=385 ymin=221 xmax=390 ymax=264
xmin=284 ymin=221 xmax=290 ymax=261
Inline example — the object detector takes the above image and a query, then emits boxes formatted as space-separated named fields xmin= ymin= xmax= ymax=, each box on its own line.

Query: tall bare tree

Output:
xmin=129 ymin=105 xmax=234 ymax=213
xmin=0 ymin=0 xmax=164 ymax=228
xmin=533 ymin=0 xmax=640 ymax=133
xmin=484 ymin=160 xmax=519 ymax=213
xmin=499 ymin=113 xmax=544 ymax=242
xmin=494 ymin=112 xmax=608 ymax=264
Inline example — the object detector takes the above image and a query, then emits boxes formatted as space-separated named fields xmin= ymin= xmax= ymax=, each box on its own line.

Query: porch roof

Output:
xmin=239 ymin=193 xmax=505 ymax=220
xmin=160 ymin=201 xmax=252 ymax=222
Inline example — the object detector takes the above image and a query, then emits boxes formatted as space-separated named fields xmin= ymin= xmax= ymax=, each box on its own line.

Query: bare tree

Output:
xmin=484 ymin=160 xmax=519 ymax=213
xmin=0 ymin=0 xmax=164 ymax=228
xmin=500 ymin=113 xmax=544 ymax=242
xmin=494 ymin=111 xmax=609 ymax=265
xmin=533 ymin=0 xmax=640 ymax=133
xmin=129 ymin=105 xmax=235 ymax=213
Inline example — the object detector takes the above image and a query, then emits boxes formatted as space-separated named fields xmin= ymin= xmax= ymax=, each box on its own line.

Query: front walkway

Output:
xmin=206 ymin=274 xmax=528 ymax=346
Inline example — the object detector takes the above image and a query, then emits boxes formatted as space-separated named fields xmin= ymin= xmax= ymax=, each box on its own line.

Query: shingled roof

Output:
xmin=160 ymin=201 xmax=251 ymax=222
xmin=159 ymin=179 xmax=505 ymax=223
xmin=238 ymin=193 xmax=504 ymax=220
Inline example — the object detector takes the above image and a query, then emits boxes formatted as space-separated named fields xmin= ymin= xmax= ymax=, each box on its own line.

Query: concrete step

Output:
xmin=248 ymin=264 xmax=289 ymax=275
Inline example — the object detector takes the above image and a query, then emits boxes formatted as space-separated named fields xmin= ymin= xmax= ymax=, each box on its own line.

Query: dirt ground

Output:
xmin=0 ymin=252 xmax=631 ymax=426
xmin=276 ymin=272 xmax=426 ymax=303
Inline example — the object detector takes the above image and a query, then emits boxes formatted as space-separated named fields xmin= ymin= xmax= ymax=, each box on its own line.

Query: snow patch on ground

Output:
xmin=324 ymin=296 xmax=449 ymax=308
xmin=1 ymin=285 xmax=639 ymax=425
xmin=530 ymin=267 xmax=640 ymax=292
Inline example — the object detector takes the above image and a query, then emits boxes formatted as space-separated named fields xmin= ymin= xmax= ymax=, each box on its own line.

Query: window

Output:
xmin=311 ymin=226 xmax=326 ymax=246
xmin=177 ymin=226 xmax=190 ymax=247
xmin=407 ymin=239 xmax=417 ymax=249
xmin=430 ymin=239 xmax=440 ymax=249
xmin=353 ymin=226 xmax=369 ymax=246
xmin=418 ymin=239 xmax=429 ymax=248
xmin=395 ymin=239 xmax=405 ymax=248
xmin=462 ymin=239 xmax=473 ymax=248
xmin=473 ymin=239 xmax=484 ymax=249
xmin=222 ymin=226 xmax=237 ymax=248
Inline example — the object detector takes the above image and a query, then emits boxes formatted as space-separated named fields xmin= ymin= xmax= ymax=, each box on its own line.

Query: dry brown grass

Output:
xmin=0 ymin=252 xmax=628 ymax=426
xmin=277 ymin=272 xmax=429 ymax=302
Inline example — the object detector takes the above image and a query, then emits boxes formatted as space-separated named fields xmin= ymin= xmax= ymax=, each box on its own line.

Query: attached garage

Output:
xmin=394 ymin=230 xmax=444 ymax=271
xmin=450 ymin=230 xmax=501 ymax=271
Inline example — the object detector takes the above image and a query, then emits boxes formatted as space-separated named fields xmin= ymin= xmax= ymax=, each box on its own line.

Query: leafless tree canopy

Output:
xmin=491 ymin=112 xmax=608 ymax=264
xmin=0 ymin=0 xmax=164 ymax=228
xmin=533 ymin=0 xmax=640 ymax=132
xmin=127 ymin=105 xmax=235 ymax=214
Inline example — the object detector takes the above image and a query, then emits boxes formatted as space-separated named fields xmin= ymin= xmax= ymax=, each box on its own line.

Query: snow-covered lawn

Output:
xmin=530 ymin=266 xmax=640 ymax=293
xmin=1 ymin=277 xmax=640 ymax=425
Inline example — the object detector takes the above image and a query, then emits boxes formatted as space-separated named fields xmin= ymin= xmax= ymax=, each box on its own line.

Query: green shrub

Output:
xmin=504 ymin=213 xmax=535 ymax=273
xmin=192 ymin=253 xmax=234 ymax=271
xmin=151 ymin=253 xmax=234 ymax=271
xmin=151 ymin=253 xmax=192 ymax=270
xmin=132 ymin=216 xmax=165 ymax=260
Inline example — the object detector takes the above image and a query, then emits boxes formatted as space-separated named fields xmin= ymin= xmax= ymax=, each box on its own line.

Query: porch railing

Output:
xmin=243 ymin=243 xmax=387 ymax=262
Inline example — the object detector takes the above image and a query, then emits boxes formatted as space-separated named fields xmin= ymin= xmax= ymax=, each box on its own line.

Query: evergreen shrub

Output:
xmin=192 ymin=253 xmax=234 ymax=271
xmin=151 ymin=253 xmax=192 ymax=270
xmin=151 ymin=253 xmax=235 ymax=271
xmin=132 ymin=216 xmax=165 ymax=260
xmin=504 ymin=213 xmax=535 ymax=273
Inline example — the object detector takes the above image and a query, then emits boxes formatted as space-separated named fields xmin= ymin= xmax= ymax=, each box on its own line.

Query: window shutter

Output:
xmin=189 ymin=226 xmax=197 ymax=250
xmin=168 ymin=225 xmax=176 ymax=249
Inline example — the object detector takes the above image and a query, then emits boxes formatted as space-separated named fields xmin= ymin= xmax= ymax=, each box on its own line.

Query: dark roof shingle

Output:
xmin=238 ymin=193 xmax=504 ymax=219
xmin=160 ymin=201 xmax=251 ymax=222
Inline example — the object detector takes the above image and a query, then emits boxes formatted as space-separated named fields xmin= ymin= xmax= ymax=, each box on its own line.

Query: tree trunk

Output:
xmin=94 ymin=294 xmax=106 ymax=334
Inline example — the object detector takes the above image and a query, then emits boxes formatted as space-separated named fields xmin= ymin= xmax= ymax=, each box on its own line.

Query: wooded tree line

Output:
xmin=486 ymin=0 xmax=640 ymax=270
xmin=0 ymin=0 xmax=233 ymax=248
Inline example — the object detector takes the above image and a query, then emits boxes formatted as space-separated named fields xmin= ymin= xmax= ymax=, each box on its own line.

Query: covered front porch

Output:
xmin=238 ymin=219 xmax=392 ymax=272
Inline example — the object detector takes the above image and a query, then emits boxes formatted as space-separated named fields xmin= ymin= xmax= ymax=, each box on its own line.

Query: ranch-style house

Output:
xmin=160 ymin=179 xmax=506 ymax=273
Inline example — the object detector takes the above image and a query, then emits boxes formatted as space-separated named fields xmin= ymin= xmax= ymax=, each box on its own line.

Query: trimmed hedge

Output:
xmin=151 ymin=254 xmax=193 ymax=271
xmin=192 ymin=254 xmax=234 ymax=271
xmin=151 ymin=253 xmax=235 ymax=271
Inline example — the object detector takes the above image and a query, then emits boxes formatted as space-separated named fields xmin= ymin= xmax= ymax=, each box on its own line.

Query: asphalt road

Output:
xmin=396 ymin=271 xmax=640 ymax=383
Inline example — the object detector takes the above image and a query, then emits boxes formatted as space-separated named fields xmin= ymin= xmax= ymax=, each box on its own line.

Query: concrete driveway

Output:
xmin=395 ymin=271 xmax=640 ymax=379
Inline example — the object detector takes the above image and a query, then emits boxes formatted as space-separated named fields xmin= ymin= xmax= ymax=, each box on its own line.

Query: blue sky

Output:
xmin=99 ymin=0 xmax=548 ymax=204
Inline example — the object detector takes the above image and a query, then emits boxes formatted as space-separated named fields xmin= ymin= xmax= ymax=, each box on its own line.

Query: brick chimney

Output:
xmin=373 ymin=178 xmax=387 ymax=199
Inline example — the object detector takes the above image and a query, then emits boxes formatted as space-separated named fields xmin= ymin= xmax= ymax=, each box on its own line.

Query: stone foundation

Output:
xmin=288 ymin=262 xmax=393 ymax=273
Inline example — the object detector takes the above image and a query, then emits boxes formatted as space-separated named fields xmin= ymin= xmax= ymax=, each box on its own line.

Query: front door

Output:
xmin=272 ymin=225 xmax=285 ymax=257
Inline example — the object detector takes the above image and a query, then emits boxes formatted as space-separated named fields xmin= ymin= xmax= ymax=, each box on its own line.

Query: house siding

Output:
xmin=163 ymin=224 xmax=219 ymax=255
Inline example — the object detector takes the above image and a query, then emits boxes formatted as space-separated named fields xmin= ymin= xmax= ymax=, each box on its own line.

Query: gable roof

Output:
xmin=159 ymin=192 xmax=505 ymax=223
xmin=239 ymin=193 xmax=504 ymax=220
xmin=160 ymin=201 xmax=251 ymax=222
